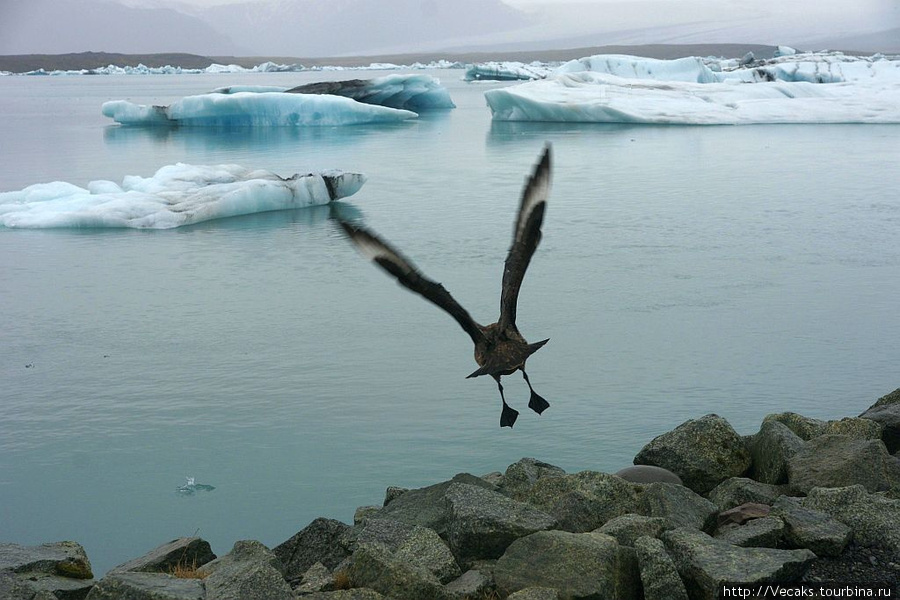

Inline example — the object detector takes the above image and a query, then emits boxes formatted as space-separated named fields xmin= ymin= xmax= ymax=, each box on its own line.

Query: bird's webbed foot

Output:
xmin=500 ymin=401 xmax=519 ymax=428
xmin=528 ymin=391 xmax=550 ymax=415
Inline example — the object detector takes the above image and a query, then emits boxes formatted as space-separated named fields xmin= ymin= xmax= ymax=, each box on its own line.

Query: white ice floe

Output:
xmin=0 ymin=164 xmax=366 ymax=229
xmin=464 ymin=61 xmax=554 ymax=82
xmin=219 ymin=74 xmax=456 ymax=111
xmin=102 ymin=91 xmax=417 ymax=126
xmin=3 ymin=60 xmax=466 ymax=77
xmin=485 ymin=52 xmax=900 ymax=125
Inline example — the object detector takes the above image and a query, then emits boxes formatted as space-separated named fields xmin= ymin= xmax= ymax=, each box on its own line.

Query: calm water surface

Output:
xmin=1 ymin=70 xmax=899 ymax=574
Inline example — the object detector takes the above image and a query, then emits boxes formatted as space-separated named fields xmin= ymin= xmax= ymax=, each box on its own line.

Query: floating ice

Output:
xmin=0 ymin=164 xmax=366 ymax=229
xmin=284 ymin=74 xmax=456 ymax=110
xmin=464 ymin=62 xmax=552 ymax=82
xmin=177 ymin=477 xmax=215 ymax=495
xmin=485 ymin=52 xmax=900 ymax=125
xmin=102 ymin=91 xmax=417 ymax=126
xmin=2 ymin=60 xmax=466 ymax=77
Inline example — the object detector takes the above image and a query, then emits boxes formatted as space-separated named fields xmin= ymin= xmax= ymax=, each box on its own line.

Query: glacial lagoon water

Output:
xmin=1 ymin=69 xmax=899 ymax=575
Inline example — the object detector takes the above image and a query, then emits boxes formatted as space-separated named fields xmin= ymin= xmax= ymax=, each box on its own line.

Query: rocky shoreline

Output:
xmin=3 ymin=388 xmax=899 ymax=600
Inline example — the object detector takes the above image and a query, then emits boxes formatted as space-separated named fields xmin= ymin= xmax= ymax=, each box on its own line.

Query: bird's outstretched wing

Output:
xmin=339 ymin=220 xmax=485 ymax=346
xmin=499 ymin=144 xmax=552 ymax=331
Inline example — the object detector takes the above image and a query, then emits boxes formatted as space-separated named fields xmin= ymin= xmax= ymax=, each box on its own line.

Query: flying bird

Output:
xmin=338 ymin=145 xmax=552 ymax=428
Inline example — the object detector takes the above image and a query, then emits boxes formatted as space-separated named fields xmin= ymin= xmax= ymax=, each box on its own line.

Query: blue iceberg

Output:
xmin=0 ymin=164 xmax=366 ymax=229
xmin=102 ymin=91 xmax=417 ymax=127
xmin=464 ymin=62 xmax=552 ymax=82
xmin=485 ymin=52 xmax=900 ymax=125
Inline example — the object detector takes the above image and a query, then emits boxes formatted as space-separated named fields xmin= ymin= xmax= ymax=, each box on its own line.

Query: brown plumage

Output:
xmin=338 ymin=145 xmax=552 ymax=427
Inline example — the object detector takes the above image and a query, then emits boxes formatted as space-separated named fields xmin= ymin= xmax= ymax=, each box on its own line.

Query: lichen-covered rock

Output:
xmin=392 ymin=525 xmax=460 ymax=584
xmin=198 ymin=540 xmax=292 ymax=600
xmin=614 ymin=465 xmax=683 ymax=485
xmin=0 ymin=541 xmax=93 ymax=579
xmin=0 ymin=541 xmax=96 ymax=600
xmin=273 ymin=517 xmax=351 ymax=583
xmin=771 ymin=496 xmax=851 ymax=557
xmin=496 ymin=458 xmax=566 ymax=499
xmin=383 ymin=486 xmax=409 ymax=507
xmin=517 ymin=470 xmax=642 ymax=532
xmin=442 ymin=482 xmax=557 ymax=566
xmin=85 ymin=571 xmax=205 ymax=600
xmin=714 ymin=517 xmax=784 ymax=548
xmin=661 ymin=528 xmax=815 ymax=600
xmin=802 ymin=485 xmax=900 ymax=552
xmin=443 ymin=569 xmax=492 ymax=599
xmin=297 ymin=590 xmax=387 ymax=600
xmin=634 ymin=414 xmax=751 ymax=495
xmin=708 ymin=477 xmax=783 ymax=511
xmin=762 ymin=412 xmax=827 ymax=441
xmin=494 ymin=530 xmax=640 ymax=600
xmin=859 ymin=388 xmax=900 ymax=453
xmin=596 ymin=514 xmax=672 ymax=547
xmin=717 ymin=503 xmax=771 ymax=529
xmin=823 ymin=417 xmax=884 ymax=441
xmin=787 ymin=434 xmax=900 ymax=494
xmin=633 ymin=536 xmax=688 ymax=600
xmin=638 ymin=482 xmax=718 ymax=532
xmin=507 ymin=588 xmax=560 ymax=600
xmin=294 ymin=562 xmax=334 ymax=594
xmin=354 ymin=506 xmax=381 ymax=525
xmin=748 ymin=420 xmax=805 ymax=485
xmin=375 ymin=473 xmax=495 ymax=532
xmin=111 ymin=538 xmax=215 ymax=574
xmin=344 ymin=543 xmax=448 ymax=600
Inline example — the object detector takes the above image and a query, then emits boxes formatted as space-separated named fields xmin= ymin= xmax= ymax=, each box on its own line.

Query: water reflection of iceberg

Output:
xmin=176 ymin=477 xmax=215 ymax=495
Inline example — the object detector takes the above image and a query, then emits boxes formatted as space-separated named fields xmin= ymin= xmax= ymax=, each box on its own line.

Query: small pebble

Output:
xmin=869 ymin=555 xmax=877 ymax=566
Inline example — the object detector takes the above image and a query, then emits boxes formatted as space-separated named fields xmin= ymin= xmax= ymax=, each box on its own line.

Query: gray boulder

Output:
xmin=596 ymin=514 xmax=672 ymax=547
xmin=633 ymin=536 xmax=688 ymax=600
xmin=494 ymin=530 xmax=640 ymax=600
xmin=343 ymin=543 xmax=448 ymax=600
xmin=787 ymin=434 xmax=900 ymax=494
xmin=824 ymin=417 xmax=884 ymax=440
xmin=614 ymin=465 xmax=683 ymax=485
xmin=714 ymin=517 xmax=784 ymax=548
xmin=661 ymin=528 xmax=815 ymax=600
xmin=353 ymin=506 xmax=381 ymax=525
xmin=634 ymin=414 xmax=751 ymax=494
xmin=762 ymin=412 xmax=827 ymax=441
xmin=0 ymin=541 xmax=93 ymax=579
xmin=638 ymin=482 xmax=718 ymax=532
xmin=198 ymin=540 xmax=291 ymax=600
xmin=859 ymin=388 xmax=900 ymax=453
xmin=496 ymin=457 xmax=566 ymax=499
xmin=342 ymin=518 xmax=460 ymax=582
xmin=507 ymin=588 xmax=560 ymax=600
xmin=375 ymin=473 xmax=496 ymax=531
xmin=273 ymin=517 xmax=351 ymax=583
xmin=708 ymin=477 xmax=783 ymax=511
xmin=383 ymin=486 xmax=408 ymax=507
xmin=717 ymin=503 xmax=771 ymax=528
xmin=0 ymin=541 xmax=95 ymax=600
xmin=748 ymin=420 xmax=805 ymax=485
xmin=517 ymin=470 xmax=642 ymax=532
xmin=443 ymin=569 xmax=492 ymax=599
xmin=111 ymin=538 xmax=215 ymax=574
xmin=85 ymin=571 xmax=205 ymax=600
xmin=392 ymin=525 xmax=460 ymax=584
xmin=771 ymin=496 xmax=851 ymax=557
xmin=289 ymin=591 xmax=387 ymax=600
xmin=442 ymin=482 xmax=557 ymax=566
xmin=294 ymin=562 xmax=334 ymax=595
xmin=802 ymin=485 xmax=900 ymax=552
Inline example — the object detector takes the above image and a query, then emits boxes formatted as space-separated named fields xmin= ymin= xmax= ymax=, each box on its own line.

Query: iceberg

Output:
xmin=284 ymin=74 xmax=456 ymax=110
xmin=0 ymin=164 xmax=366 ymax=229
xmin=176 ymin=477 xmax=215 ymax=495
xmin=464 ymin=62 xmax=553 ymax=82
xmin=102 ymin=91 xmax=417 ymax=126
xmin=485 ymin=52 xmax=900 ymax=125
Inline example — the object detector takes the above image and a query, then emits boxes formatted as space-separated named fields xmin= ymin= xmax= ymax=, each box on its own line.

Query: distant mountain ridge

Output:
xmin=0 ymin=0 xmax=531 ymax=57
